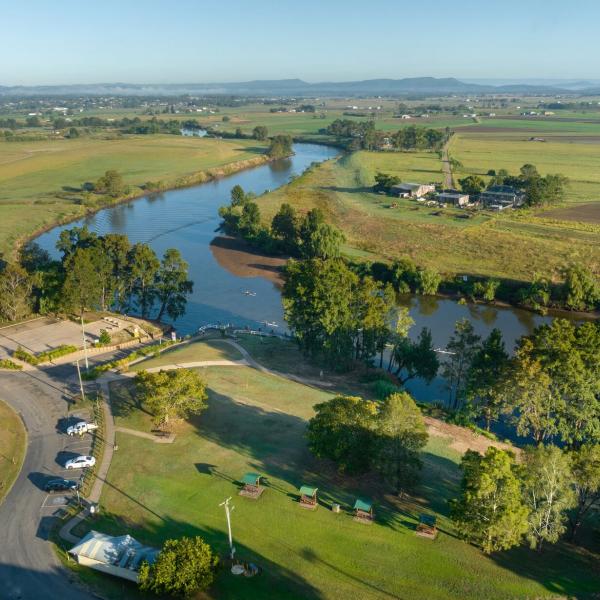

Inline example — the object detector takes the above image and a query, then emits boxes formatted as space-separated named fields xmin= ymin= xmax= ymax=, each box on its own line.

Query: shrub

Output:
xmin=98 ymin=330 xmax=111 ymax=346
xmin=14 ymin=346 xmax=39 ymax=365
xmin=0 ymin=359 xmax=23 ymax=370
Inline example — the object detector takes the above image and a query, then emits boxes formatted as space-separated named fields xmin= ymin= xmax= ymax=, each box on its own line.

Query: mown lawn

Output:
xmin=0 ymin=399 xmax=26 ymax=505
xmin=129 ymin=339 xmax=243 ymax=371
xmin=72 ymin=361 xmax=600 ymax=600
xmin=255 ymin=150 xmax=600 ymax=281
xmin=0 ymin=135 xmax=266 ymax=257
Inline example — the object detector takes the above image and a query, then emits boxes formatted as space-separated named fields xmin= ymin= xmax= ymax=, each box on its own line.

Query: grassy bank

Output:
xmin=0 ymin=135 xmax=268 ymax=258
xmin=255 ymin=149 xmax=600 ymax=281
xmin=66 ymin=341 xmax=600 ymax=599
xmin=0 ymin=399 xmax=27 ymax=505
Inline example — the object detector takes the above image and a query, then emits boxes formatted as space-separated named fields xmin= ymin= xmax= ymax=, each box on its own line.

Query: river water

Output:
xmin=34 ymin=142 xmax=579 ymax=404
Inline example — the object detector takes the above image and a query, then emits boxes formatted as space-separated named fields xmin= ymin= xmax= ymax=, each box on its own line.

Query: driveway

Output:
xmin=0 ymin=369 xmax=93 ymax=600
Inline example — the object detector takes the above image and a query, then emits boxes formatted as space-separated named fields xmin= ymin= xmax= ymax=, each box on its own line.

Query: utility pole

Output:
xmin=219 ymin=497 xmax=235 ymax=559
xmin=75 ymin=359 xmax=86 ymax=403
xmin=80 ymin=315 xmax=89 ymax=370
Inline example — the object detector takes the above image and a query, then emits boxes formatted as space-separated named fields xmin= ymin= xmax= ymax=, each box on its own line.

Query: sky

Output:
xmin=2 ymin=0 xmax=599 ymax=85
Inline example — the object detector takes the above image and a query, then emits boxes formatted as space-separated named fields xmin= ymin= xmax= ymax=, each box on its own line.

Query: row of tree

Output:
xmin=283 ymin=258 xmax=441 ymax=371
xmin=325 ymin=119 xmax=447 ymax=151
xmin=0 ymin=226 xmax=193 ymax=324
xmin=219 ymin=186 xmax=345 ymax=259
xmin=452 ymin=443 xmax=600 ymax=553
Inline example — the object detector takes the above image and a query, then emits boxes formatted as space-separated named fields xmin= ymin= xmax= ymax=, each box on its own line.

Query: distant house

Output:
xmin=69 ymin=530 xmax=160 ymax=583
xmin=480 ymin=185 xmax=525 ymax=210
xmin=439 ymin=190 xmax=470 ymax=207
xmin=390 ymin=183 xmax=436 ymax=198
xmin=400 ymin=114 xmax=412 ymax=119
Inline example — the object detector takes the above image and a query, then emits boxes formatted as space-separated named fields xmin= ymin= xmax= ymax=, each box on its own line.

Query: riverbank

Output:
xmin=0 ymin=135 xmax=271 ymax=259
xmin=209 ymin=235 xmax=287 ymax=286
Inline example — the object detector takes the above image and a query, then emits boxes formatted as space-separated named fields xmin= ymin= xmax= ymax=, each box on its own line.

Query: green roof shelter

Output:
xmin=299 ymin=485 xmax=318 ymax=509
xmin=416 ymin=513 xmax=438 ymax=539
xmin=353 ymin=498 xmax=374 ymax=522
xmin=238 ymin=472 xmax=265 ymax=499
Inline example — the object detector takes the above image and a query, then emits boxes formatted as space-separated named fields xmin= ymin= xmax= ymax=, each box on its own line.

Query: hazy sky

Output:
xmin=2 ymin=0 xmax=599 ymax=85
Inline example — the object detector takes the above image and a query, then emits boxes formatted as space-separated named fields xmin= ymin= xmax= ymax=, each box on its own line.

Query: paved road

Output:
xmin=0 ymin=368 xmax=93 ymax=600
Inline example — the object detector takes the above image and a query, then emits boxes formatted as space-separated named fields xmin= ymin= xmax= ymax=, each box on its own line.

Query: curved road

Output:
xmin=0 ymin=367 xmax=92 ymax=600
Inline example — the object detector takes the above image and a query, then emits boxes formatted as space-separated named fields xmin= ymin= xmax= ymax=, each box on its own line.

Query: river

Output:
xmin=34 ymin=142 xmax=579 ymax=404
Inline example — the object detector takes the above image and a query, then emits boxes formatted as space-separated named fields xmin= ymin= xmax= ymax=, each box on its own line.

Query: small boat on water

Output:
xmin=242 ymin=290 xmax=257 ymax=297
xmin=434 ymin=348 xmax=456 ymax=355
xmin=262 ymin=320 xmax=279 ymax=328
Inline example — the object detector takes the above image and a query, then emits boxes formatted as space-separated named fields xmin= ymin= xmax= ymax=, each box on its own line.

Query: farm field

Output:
xmin=0 ymin=399 xmax=26 ymax=505
xmin=255 ymin=149 xmax=600 ymax=281
xmin=68 ymin=343 xmax=600 ymax=600
xmin=449 ymin=134 xmax=600 ymax=204
xmin=0 ymin=135 xmax=267 ymax=258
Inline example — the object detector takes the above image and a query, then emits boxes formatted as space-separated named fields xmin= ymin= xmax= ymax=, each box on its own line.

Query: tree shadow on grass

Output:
xmin=319 ymin=185 xmax=374 ymax=194
xmin=73 ymin=513 xmax=325 ymax=600
xmin=109 ymin=380 xmax=153 ymax=420
xmin=490 ymin=541 xmax=600 ymax=599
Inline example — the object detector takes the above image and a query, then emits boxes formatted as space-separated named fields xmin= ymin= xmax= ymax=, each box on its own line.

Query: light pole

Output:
xmin=80 ymin=315 xmax=89 ymax=371
xmin=75 ymin=359 xmax=86 ymax=403
xmin=219 ymin=497 xmax=235 ymax=559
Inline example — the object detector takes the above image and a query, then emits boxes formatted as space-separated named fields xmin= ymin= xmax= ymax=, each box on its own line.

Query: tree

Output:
xmin=522 ymin=445 xmax=575 ymax=551
xmin=0 ymin=263 xmax=33 ymax=322
xmin=503 ymin=341 xmax=561 ymax=444
xmin=414 ymin=268 xmax=441 ymax=295
xmin=139 ymin=536 xmax=218 ymax=597
xmin=238 ymin=201 xmax=262 ymax=237
xmin=267 ymin=134 xmax=293 ymax=158
xmin=374 ymin=392 xmax=428 ymax=494
xmin=373 ymin=172 xmax=400 ymax=193
xmin=230 ymin=184 xmax=247 ymax=207
xmin=154 ymin=249 xmax=193 ymax=321
xmin=300 ymin=222 xmax=344 ymax=260
xmin=442 ymin=319 xmax=481 ymax=410
xmin=56 ymin=225 xmax=97 ymax=260
xmin=307 ymin=395 xmax=378 ymax=474
xmin=252 ymin=125 xmax=268 ymax=140
xmin=561 ymin=264 xmax=599 ymax=311
xmin=466 ymin=329 xmax=509 ymax=430
xmin=391 ymin=327 xmax=439 ymax=385
xmin=99 ymin=233 xmax=131 ymax=311
xmin=135 ymin=369 xmax=208 ymax=429
xmin=450 ymin=447 xmax=529 ymax=553
xmin=568 ymin=445 xmax=600 ymax=540
xmin=127 ymin=243 xmax=160 ymax=318
xmin=95 ymin=169 xmax=126 ymax=197
xmin=459 ymin=175 xmax=485 ymax=196
xmin=271 ymin=203 xmax=298 ymax=253
xmin=470 ymin=279 xmax=500 ymax=303
xmin=283 ymin=258 xmax=357 ymax=368
xmin=68 ymin=126 xmax=79 ymax=138
xmin=61 ymin=247 xmax=105 ymax=316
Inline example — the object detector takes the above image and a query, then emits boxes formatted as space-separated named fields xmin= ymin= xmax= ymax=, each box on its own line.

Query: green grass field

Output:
xmin=68 ymin=345 xmax=600 ymax=600
xmin=0 ymin=135 xmax=266 ymax=258
xmin=255 ymin=149 xmax=600 ymax=281
xmin=0 ymin=399 xmax=26 ymax=505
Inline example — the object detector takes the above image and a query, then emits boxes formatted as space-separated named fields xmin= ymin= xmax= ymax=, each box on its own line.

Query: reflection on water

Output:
xmin=34 ymin=143 xmax=583 ymax=405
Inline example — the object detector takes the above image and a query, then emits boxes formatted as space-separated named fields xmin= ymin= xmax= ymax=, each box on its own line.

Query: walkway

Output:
xmin=441 ymin=141 xmax=453 ymax=189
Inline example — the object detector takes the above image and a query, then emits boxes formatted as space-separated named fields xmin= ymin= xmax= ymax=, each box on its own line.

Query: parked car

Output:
xmin=44 ymin=478 xmax=79 ymax=493
xmin=66 ymin=421 xmax=99 ymax=436
xmin=65 ymin=455 xmax=96 ymax=469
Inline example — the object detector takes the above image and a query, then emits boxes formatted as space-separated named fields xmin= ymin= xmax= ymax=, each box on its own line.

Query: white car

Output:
xmin=65 ymin=455 xmax=96 ymax=470
xmin=67 ymin=421 xmax=99 ymax=436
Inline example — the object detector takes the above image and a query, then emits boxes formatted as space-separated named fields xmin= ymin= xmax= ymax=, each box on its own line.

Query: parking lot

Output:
xmin=0 ymin=315 xmax=131 ymax=360
xmin=37 ymin=409 xmax=96 ymax=519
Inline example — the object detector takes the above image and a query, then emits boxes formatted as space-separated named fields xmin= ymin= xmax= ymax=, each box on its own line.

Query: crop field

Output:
xmin=0 ymin=135 xmax=266 ymax=257
xmin=68 ymin=345 xmax=600 ymax=600
xmin=449 ymin=134 xmax=600 ymax=204
xmin=256 ymin=149 xmax=600 ymax=280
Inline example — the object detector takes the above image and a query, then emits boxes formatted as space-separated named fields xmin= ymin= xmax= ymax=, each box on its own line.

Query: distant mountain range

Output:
xmin=1 ymin=77 xmax=599 ymax=97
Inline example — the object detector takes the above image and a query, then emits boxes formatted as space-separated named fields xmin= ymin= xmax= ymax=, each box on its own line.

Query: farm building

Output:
xmin=479 ymin=185 xmax=525 ymax=210
xmin=390 ymin=183 xmax=436 ymax=198
xmin=69 ymin=530 xmax=159 ymax=582
xmin=438 ymin=190 xmax=470 ymax=207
